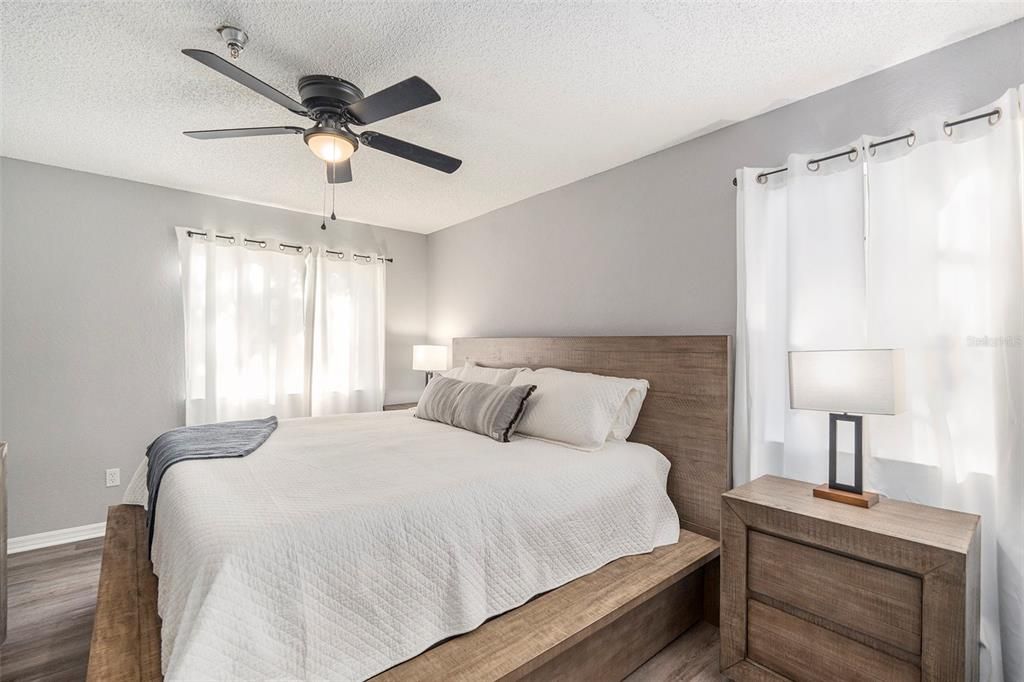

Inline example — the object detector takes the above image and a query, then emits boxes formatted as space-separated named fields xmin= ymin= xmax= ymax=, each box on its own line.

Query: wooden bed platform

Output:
xmin=87 ymin=505 xmax=161 ymax=682
xmin=88 ymin=335 xmax=731 ymax=680
xmin=88 ymin=505 xmax=719 ymax=682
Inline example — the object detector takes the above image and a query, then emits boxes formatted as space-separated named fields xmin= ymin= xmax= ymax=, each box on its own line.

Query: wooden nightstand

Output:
xmin=383 ymin=402 xmax=417 ymax=411
xmin=721 ymin=475 xmax=980 ymax=682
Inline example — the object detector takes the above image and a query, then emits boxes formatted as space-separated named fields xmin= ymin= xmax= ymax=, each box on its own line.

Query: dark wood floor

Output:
xmin=0 ymin=538 xmax=722 ymax=681
xmin=627 ymin=621 xmax=723 ymax=681
xmin=1 ymin=538 xmax=103 ymax=681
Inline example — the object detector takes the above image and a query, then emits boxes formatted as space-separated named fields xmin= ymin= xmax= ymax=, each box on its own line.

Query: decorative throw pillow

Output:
xmin=415 ymin=377 xmax=537 ymax=442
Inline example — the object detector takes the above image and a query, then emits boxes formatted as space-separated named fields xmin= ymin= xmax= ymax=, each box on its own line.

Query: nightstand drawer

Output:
xmin=747 ymin=600 xmax=920 ymax=682
xmin=748 ymin=531 xmax=922 ymax=654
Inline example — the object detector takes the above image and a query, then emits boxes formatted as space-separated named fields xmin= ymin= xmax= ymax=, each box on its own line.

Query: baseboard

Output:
xmin=8 ymin=521 xmax=107 ymax=554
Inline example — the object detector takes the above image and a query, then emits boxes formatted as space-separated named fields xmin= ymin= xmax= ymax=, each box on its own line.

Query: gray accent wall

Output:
xmin=0 ymin=159 xmax=428 ymax=537
xmin=427 ymin=20 xmax=1024 ymax=347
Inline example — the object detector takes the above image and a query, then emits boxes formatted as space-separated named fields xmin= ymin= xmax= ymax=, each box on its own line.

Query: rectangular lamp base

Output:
xmin=813 ymin=483 xmax=879 ymax=508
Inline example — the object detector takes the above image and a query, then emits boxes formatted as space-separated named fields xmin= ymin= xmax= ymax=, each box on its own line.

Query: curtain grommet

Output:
xmin=907 ymin=131 xmax=916 ymax=147
xmin=847 ymin=149 xmax=859 ymax=163
xmin=943 ymin=121 xmax=954 ymax=136
xmin=806 ymin=160 xmax=820 ymax=172
xmin=988 ymin=107 xmax=1002 ymax=126
xmin=756 ymin=173 xmax=768 ymax=184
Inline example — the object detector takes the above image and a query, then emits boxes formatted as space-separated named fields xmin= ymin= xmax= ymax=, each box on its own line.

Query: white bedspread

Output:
xmin=126 ymin=410 xmax=679 ymax=681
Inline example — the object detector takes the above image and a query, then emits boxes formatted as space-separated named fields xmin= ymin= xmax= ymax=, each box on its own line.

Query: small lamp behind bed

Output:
xmin=412 ymin=345 xmax=448 ymax=385
xmin=788 ymin=349 xmax=904 ymax=508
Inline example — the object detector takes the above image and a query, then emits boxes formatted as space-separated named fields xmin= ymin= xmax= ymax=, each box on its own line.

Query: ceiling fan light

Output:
xmin=304 ymin=129 xmax=356 ymax=163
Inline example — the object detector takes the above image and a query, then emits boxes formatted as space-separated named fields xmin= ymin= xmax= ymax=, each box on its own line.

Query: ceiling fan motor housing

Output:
xmin=298 ymin=75 xmax=365 ymax=117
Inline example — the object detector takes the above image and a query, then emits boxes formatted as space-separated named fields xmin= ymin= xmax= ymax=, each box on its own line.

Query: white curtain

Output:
xmin=735 ymin=87 xmax=1023 ymax=681
xmin=310 ymin=251 xmax=386 ymax=415
xmin=177 ymin=228 xmax=386 ymax=425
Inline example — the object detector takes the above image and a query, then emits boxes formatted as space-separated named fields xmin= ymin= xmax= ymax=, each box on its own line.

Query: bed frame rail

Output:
xmin=374 ymin=531 xmax=719 ymax=681
xmin=86 ymin=505 xmax=162 ymax=682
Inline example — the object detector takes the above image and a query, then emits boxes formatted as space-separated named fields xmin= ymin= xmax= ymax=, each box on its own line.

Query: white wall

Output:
xmin=427 ymin=20 xmax=1024 ymax=346
xmin=0 ymin=158 xmax=428 ymax=537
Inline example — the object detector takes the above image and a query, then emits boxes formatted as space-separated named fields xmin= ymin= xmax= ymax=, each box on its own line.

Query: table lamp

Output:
xmin=788 ymin=349 xmax=904 ymax=508
xmin=412 ymin=345 xmax=448 ymax=385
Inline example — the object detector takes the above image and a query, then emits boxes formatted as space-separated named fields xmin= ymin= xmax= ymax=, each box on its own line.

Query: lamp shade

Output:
xmin=789 ymin=349 xmax=905 ymax=415
xmin=412 ymin=345 xmax=448 ymax=372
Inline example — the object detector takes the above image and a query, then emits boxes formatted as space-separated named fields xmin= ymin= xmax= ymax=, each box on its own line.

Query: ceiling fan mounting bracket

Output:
xmin=217 ymin=25 xmax=249 ymax=60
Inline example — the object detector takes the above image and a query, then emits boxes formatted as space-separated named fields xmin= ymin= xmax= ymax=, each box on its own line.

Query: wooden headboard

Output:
xmin=452 ymin=336 xmax=732 ymax=540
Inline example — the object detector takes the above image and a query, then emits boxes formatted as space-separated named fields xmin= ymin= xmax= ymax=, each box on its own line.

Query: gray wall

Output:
xmin=2 ymin=21 xmax=1021 ymax=538
xmin=0 ymin=159 xmax=4 ymax=441
xmin=0 ymin=158 xmax=428 ymax=537
xmin=427 ymin=20 xmax=1024 ymax=347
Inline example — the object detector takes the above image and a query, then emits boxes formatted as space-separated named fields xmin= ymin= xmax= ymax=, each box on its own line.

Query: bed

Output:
xmin=87 ymin=335 xmax=732 ymax=681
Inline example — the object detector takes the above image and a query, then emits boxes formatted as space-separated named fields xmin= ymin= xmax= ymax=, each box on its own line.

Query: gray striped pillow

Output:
xmin=415 ymin=377 xmax=536 ymax=442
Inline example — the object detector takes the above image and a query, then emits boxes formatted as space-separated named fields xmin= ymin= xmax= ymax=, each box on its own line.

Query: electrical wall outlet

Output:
xmin=105 ymin=468 xmax=121 ymax=488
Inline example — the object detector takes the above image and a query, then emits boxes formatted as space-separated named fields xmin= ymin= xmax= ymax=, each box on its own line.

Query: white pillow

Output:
xmin=607 ymin=377 xmax=649 ymax=440
xmin=437 ymin=366 xmax=464 ymax=380
xmin=456 ymin=360 xmax=522 ymax=386
xmin=511 ymin=368 xmax=647 ymax=450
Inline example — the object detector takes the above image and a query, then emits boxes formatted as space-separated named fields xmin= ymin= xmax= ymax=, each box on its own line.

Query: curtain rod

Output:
xmin=184 ymin=230 xmax=394 ymax=263
xmin=730 ymin=107 xmax=1002 ymax=187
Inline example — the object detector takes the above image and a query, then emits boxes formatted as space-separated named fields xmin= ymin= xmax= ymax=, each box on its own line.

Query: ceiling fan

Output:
xmin=181 ymin=28 xmax=462 ymax=184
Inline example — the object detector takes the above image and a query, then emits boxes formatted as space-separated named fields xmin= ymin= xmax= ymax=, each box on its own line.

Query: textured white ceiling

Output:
xmin=2 ymin=2 xmax=1021 ymax=233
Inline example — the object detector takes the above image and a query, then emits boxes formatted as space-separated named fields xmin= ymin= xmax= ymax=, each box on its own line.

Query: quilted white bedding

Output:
xmin=124 ymin=409 xmax=680 ymax=681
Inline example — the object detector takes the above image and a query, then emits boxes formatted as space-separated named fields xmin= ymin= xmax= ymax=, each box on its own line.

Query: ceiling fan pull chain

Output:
xmin=320 ymin=173 xmax=328 ymax=231
xmin=328 ymin=138 xmax=337 ymax=221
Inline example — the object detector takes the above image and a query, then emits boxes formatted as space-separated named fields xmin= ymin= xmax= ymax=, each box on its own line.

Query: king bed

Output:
xmin=87 ymin=335 xmax=732 ymax=681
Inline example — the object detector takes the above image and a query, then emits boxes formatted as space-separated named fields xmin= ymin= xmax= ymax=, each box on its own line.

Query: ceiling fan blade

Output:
xmin=360 ymin=132 xmax=461 ymax=173
xmin=183 ymin=49 xmax=308 ymax=116
xmin=327 ymin=159 xmax=353 ymax=184
xmin=184 ymin=126 xmax=305 ymax=140
xmin=345 ymin=77 xmax=440 ymax=125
